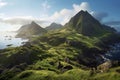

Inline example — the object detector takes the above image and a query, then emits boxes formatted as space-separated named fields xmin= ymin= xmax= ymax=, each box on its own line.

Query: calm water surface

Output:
xmin=0 ymin=31 xmax=28 ymax=49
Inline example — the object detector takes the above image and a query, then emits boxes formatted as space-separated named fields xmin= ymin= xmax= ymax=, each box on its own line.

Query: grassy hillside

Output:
xmin=16 ymin=21 xmax=47 ymax=38
xmin=8 ymin=67 xmax=120 ymax=80
xmin=0 ymin=10 xmax=120 ymax=80
xmin=45 ymin=23 xmax=63 ymax=30
xmin=0 ymin=29 xmax=119 ymax=80
xmin=65 ymin=10 xmax=116 ymax=37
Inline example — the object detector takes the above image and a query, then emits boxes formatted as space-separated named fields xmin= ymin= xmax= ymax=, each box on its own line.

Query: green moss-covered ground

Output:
xmin=0 ymin=29 xmax=119 ymax=80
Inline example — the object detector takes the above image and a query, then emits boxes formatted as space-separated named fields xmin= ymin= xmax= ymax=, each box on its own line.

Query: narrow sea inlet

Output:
xmin=0 ymin=31 xmax=28 ymax=49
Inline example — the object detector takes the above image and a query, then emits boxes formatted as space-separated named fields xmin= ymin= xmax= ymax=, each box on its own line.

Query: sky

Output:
xmin=0 ymin=0 xmax=120 ymax=31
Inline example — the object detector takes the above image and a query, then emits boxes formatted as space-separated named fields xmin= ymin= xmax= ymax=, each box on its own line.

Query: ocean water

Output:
xmin=0 ymin=31 xmax=28 ymax=49
xmin=104 ymin=43 xmax=120 ymax=61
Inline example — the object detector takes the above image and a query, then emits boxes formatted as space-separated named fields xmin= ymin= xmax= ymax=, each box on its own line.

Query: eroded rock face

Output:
xmin=97 ymin=60 xmax=112 ymax=72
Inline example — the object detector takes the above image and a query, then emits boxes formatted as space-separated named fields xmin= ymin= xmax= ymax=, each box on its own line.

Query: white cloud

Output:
xmin=0 ymin=2 xmax=109 ymax=28
xmin=73 ymin=2 xmax=90 ymax=13
xmin=48 ymin=2 xmax=90 ymax=25
xmin=49 ymin=9 xmax=73 ymax=24
xmin=0 ymin=0 xmax=7 ymax=8
xmin=41 ymin=0 xmax=51 ymax=13
xmin=0 ymin=2 xmax=91 ymax=27
xmin=47 ymin=2 xmax=109 ymax=25
xmin=0 ymin=16 xmax=47 ymax=27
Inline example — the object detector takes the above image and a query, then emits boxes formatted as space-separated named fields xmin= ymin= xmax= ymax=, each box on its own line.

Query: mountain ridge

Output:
xmin=0 ymin=10 xmax=120 ymax=80
xmin=16 ymin=21 xmax=47 ymax=38
xmin=45 ymin=22 xmax=63 ymax=30
xmin=64 ymin=10 xmax=116 ymax=36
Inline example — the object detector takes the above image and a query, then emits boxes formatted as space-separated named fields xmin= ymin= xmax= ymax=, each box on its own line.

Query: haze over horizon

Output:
xmin=0 ymin=0 xmax=120 ymax=31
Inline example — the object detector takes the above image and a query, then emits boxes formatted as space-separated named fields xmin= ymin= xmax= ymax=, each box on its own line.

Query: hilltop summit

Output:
xmin=65 ymin=10 xmax=115 ymax=36
xmin=16 ymin=21 xmax=47 ymax=38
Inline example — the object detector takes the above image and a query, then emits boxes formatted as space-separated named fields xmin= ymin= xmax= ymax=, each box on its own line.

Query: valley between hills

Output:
xmin=0 ymin=10 xmax=120 ymax=80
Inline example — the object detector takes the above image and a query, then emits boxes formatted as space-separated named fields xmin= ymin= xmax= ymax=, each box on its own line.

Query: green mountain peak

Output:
xmin=45 ymin=22 xmax=63 ymax=30
xmin=16 ymin=21 xmax=47 ymax=38
xmin=65 ymin=10 xmax=115 ymax=36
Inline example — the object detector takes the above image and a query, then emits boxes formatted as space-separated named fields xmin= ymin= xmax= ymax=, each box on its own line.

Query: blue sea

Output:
xmin=0 ymin=31 xmax=28 ymax=49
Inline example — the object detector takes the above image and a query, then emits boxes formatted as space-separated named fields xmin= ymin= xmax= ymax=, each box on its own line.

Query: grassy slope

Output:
xmin=11 ymin=67 xmax=120 ymax=80
xmin=0 ymin=29 xmax=119 ymax=80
